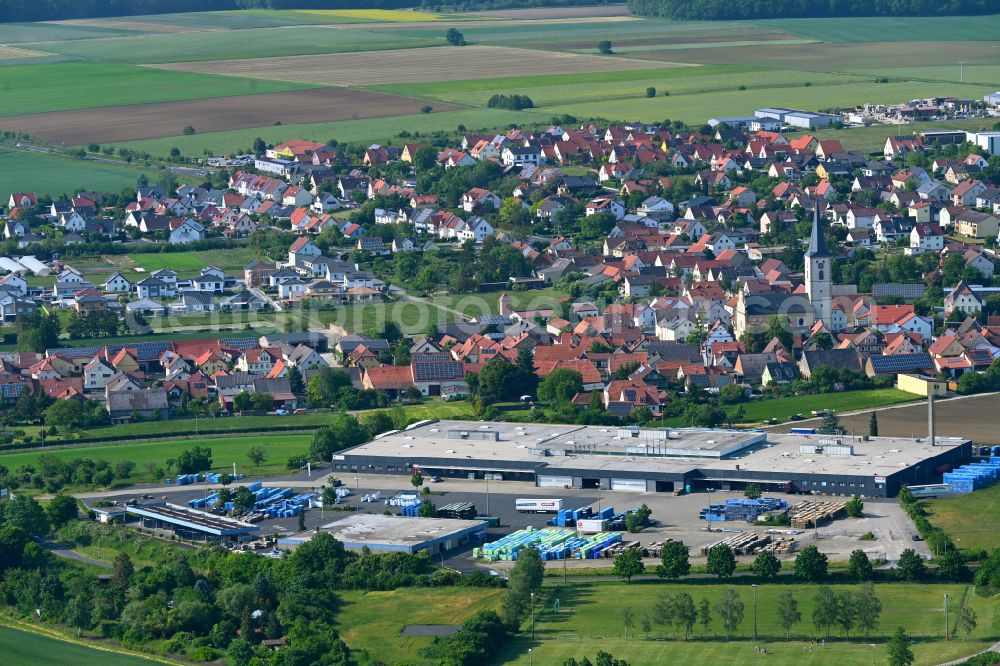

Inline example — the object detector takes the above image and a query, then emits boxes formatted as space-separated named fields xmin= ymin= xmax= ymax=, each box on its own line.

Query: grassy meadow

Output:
xmin=730 ymin=389 xmax=919 ymax=424
xmin=925 ymin=482 xmax=1000 ymax=553
xmin=0 ymin=148 xmax=169 ymax=198
xmin=337 ymin=581 xmax=997 ymax=666
xmin=0 ymin=624 xmax=163 ymax=666
xmin=0 ymin=434 xmax=313 ymax=480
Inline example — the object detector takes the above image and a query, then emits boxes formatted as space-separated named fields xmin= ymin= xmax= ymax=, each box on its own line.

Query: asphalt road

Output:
xmin=40 ymin=540 xmax=112 ymax=569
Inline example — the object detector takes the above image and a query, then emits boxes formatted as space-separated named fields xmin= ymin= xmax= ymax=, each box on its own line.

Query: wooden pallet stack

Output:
xmin=642 ymin=540 xmax=675 ymax=558
xmin=701 ymin=531 xmax=773 ymax=556
xmin=600 ymin=541 xmax=642 ymax=558
xmin=755 ymin=536 xmax=795 ymax=554
xmin=788 ymin=500 xmax=849 ymax=529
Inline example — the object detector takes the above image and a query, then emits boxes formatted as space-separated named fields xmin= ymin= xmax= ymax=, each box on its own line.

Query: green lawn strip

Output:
xmin=0 ymin=621 xmax=171 ymax=666
xmin=23 ymin=26 xmax=441 ymax=64
xmin=125 ymin=247 xmax=259 ymax=274
xmin=924 ymin=482 xmax=1000 ymax=553
xmin=0 ymin=148 xmax=175 ymax=199
xmin=46 ymin=329 xmax=278 ymax=348
xmin=333 ymin=587 xmax=505 ymax=665
xmin=106 ymin=107 xmax=550 ymax=157
xmin=730 ymin=389 xmax=919 ymax=424
xmin=0 ymin=61 xmax=314 ymax=117
xmin=0 ymin=434 xmax=312 ymax=481
xmin=14 ymin=400 xmax=473 ymax=446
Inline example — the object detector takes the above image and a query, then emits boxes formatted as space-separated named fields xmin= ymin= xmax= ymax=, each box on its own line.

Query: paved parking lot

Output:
xmin=95 ymin=473 xmax=927 ymax=567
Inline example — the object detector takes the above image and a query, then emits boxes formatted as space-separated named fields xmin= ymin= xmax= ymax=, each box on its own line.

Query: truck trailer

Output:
xmin=515 ymin=498 xmax=564 ymax=513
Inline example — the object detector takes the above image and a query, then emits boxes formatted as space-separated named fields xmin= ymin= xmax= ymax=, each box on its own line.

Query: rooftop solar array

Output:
xmin=867 ymin=353 xmax=934 ymax=374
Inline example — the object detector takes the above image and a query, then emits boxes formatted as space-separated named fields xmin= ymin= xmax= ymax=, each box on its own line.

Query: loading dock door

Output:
xmin=610 ymin=478 xmax=647 ymax=492
xmin=537 ymin=475 xmax=573 ymax=488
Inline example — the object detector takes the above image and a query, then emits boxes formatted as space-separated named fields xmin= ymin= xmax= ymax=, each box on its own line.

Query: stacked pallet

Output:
xmin=788 ymin=500 xmax=848 ymax=529
xmin=599 ymin=541 xmax=642 ymax=559
xmin=755 ymin=536 xmax=795 ymax=554
xmin=642 ymin=540 xmax=675 ymax=558
xmin=701 ymin=532 xmax=771 ymax=556
xmin=436 ymin=502 xmax=477 ymax=519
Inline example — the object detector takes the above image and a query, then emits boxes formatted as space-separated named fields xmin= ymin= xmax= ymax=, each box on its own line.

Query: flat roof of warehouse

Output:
xmin=319 ymin=514 xmax=486 ymax=548
xmin=341 ymin=421 xmax=967 ymax=477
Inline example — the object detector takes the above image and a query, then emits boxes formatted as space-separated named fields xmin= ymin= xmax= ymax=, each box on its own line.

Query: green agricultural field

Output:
xmin=374 ymin=67 xmax=868 ymax=110
xmin=0 ymin=147 xmax=169 ymax=198
xmin=25 ymin=26 xmax=441 ymax=64
xmin=545 ymin=80 xmax=995 ymax=125
xmin=0 ymin=22 xmax=142 ymax=44
xmin=0 ymin=434 xmax=312 ymax=480
xmin=850 ymin=64 xmax=1000 ymax=86
xmin=108 ymin=107 xmax=550 ymax=156
xmin=0 ymin=62 xmax=312 ymax=117
xmin=368 ymin=16 xmax=784 ymax=48
xmin=758 ymin=14 xmax=1000 ymax=43
xmin=731 ymin=388 xmax=918 ymax=424
xmin=0 ymin=624 xmax=163 ymax=666
xmin=631 ymin=40 xmax=1000 ymax=73
xmin=924 ymin=482 xmax=1000 ymax=553
xmin=334 ymin=587 xmax=505 ymax=664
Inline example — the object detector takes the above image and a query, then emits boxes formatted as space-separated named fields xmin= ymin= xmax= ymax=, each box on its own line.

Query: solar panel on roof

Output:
xmin=869 ymin=353 xmax=933 ymax=373
xmin=220 ymin=337 xmax=259 ymax=350
xmin=412 ymin=359 xmax=463 ymax=382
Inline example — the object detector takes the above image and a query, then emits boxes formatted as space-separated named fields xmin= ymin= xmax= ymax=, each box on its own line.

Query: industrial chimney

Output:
xmin=928 ymin=394 xmax=936 ymax=447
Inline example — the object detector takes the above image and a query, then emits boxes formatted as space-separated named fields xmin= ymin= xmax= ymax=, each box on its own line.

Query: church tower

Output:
xmin=805 ymin=205 xmax=832 ymax=325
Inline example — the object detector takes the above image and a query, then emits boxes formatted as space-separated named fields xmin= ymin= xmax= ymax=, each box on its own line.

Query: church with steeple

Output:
xmin=733 ymin=205 xmax=836 ymax=338
xmin=804 ymin=205 xmax=832 ymax=326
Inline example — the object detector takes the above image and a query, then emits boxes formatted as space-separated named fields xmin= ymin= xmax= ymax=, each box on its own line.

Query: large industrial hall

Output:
xmin=334 ymin=420 xmax=969 ymax=498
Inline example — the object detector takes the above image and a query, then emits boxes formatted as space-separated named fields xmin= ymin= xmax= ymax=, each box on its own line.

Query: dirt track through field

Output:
xmin=150 ymin=44 xmax=678 ymax=86
xmin=0 ymin=88 xmax=459 ymax=144
xmin=773 ymin=393 xmax=1000 ymax=443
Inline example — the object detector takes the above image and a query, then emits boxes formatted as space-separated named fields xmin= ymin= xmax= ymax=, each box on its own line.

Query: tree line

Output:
xmin=627 ymin=0 xmax=1000 ymax=20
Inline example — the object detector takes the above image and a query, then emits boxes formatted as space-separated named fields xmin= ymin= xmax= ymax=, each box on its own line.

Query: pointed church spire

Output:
xmin=805 ymin=204 xmax=830 ymax=258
